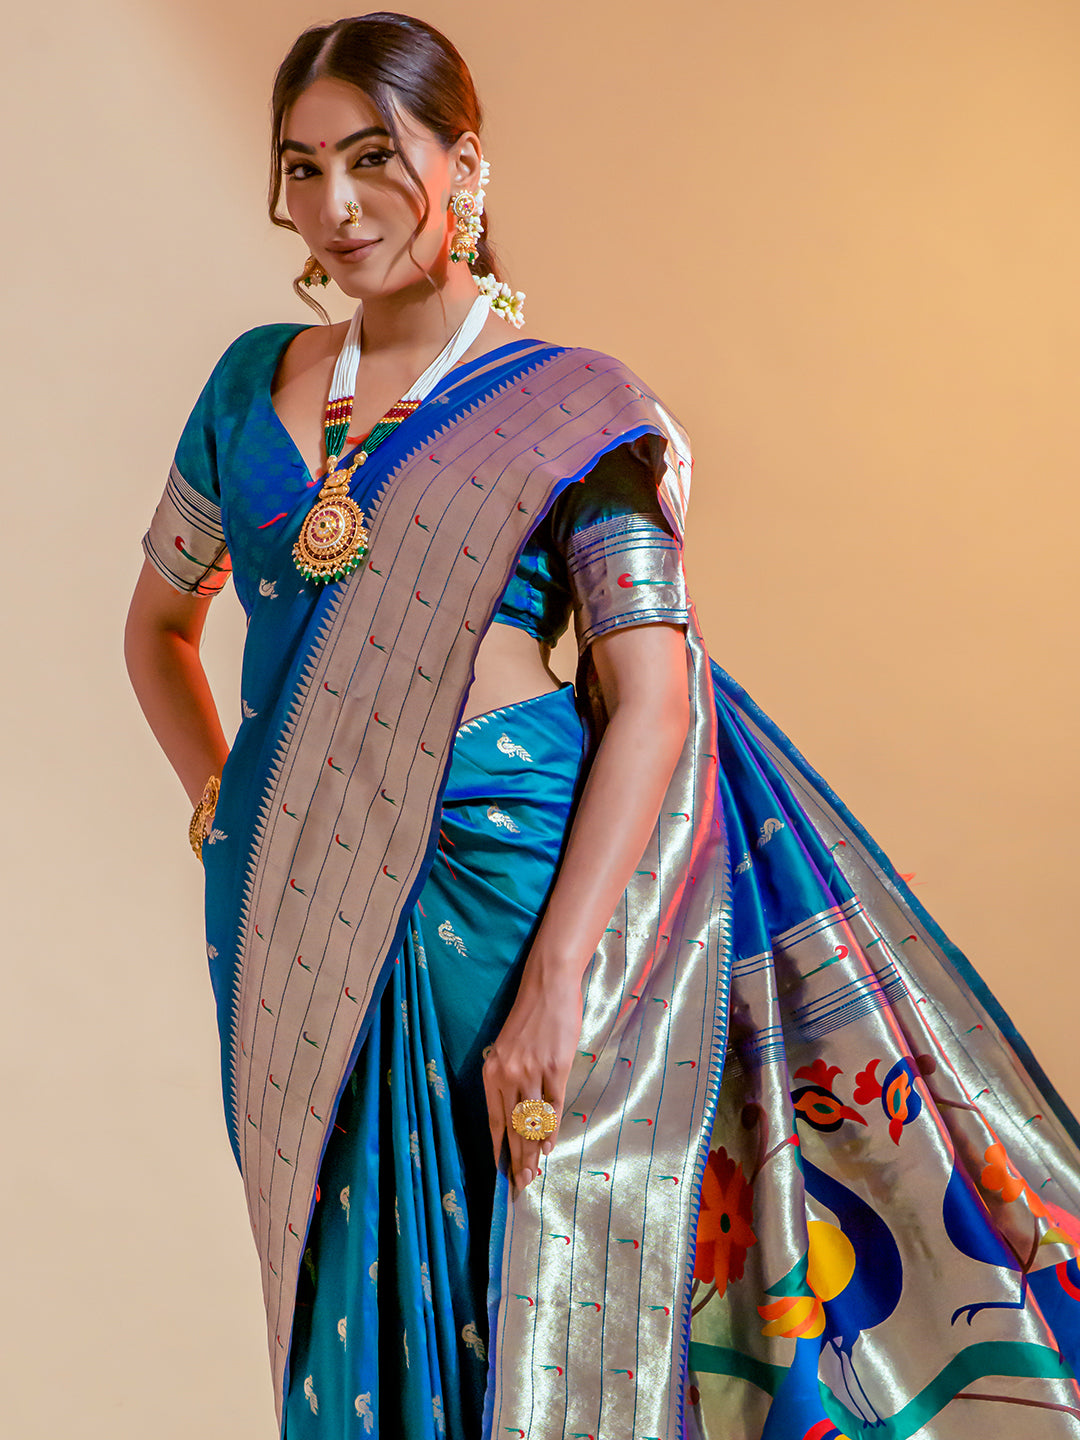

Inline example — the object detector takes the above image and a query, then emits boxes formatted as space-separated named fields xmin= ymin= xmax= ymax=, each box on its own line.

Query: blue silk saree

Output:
xmin=143 ymin=325 xmax=1080 ymax=1440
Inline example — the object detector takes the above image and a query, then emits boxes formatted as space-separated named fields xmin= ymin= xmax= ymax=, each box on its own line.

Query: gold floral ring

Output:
xmin=511 ymin=1099 xmax=558 ymax=1141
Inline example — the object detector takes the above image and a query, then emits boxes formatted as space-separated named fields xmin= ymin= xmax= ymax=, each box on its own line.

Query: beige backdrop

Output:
xmin=3 ymin=1 xmax=1078 ymax=1434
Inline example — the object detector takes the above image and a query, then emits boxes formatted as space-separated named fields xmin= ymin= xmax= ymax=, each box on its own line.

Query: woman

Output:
xmin=126 ymin=13 xmax=1080 ymax=1440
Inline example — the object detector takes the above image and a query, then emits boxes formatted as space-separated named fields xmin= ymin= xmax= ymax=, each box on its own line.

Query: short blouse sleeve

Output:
xmin=552 ymin=440 xmax=690 ymax=654
xmin=141 ymin=353 xmax=233 ymax=597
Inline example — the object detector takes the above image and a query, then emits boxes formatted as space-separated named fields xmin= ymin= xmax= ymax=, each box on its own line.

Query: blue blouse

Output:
xmin=495 ymin=447 xmax=677 ymax=647
xmin=143 ymin=324 xmax=687 ymax=654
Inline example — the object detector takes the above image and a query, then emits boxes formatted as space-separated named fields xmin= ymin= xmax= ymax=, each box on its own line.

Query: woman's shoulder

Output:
xmin=186 ymin=321 xmax=315 ymax=424
xmin=211 ymin=321 xmax=314 ymax=383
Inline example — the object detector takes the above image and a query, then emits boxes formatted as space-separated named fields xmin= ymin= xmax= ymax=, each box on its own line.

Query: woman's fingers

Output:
xmin=504 ymin=1081 xmax=543 ymax=1191
xmin=485 ymin=1067 xmax=509 ymax=1172
xmin=484 ymin=1064 xmax=544 ymax=1185
xmin=507 ymin=1065 xmax=574 ymax=1193
xmin=484 ymin=1055 xmax=548 ymax=1191
xmin=482 ymin=977 xmax=583 ymax=1192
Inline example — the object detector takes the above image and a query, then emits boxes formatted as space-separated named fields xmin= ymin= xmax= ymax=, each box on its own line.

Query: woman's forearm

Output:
xmin=522 ymin=675 xmax=689 ymax=987
xmin=126 ymin=626 xmax=230 ymax=805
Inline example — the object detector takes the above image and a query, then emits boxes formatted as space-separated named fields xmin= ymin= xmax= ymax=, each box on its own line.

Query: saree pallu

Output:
xmin=147 ymin=328 xmax=1080 ymax=1439
xmin=281 ymin=684 xmax=588 ymax=1438
xmin=684 ymin=664 xmax=1080 ymax=1439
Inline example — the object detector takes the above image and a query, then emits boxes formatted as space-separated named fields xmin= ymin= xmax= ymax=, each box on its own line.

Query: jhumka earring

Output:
xmin=449 ymin=158 xmax=526 ymax=328
xmin=300 ymin=255 xmax=330 ymax=289
xmin=449 ymin=189 xmax=482 ymax=265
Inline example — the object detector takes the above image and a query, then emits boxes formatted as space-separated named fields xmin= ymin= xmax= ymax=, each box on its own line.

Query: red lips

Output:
xmin=325 ymin=238 xmax=379 ymax=257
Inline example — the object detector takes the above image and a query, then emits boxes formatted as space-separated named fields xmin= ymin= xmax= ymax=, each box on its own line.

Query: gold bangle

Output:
xmin=510 ymin=1099 xmax=558 ymax=1140
xmin=189 ymin=774 xmax=221 ymax=862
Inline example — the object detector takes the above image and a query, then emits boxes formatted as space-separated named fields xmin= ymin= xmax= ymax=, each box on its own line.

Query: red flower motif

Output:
xmin=852 ymin=1058 xmax=884 ymax=1105
xmin=694 ymin=1147 xmax=757 ymax=1295
xmin=794 ymin=1058 xmax=843 ymax=1091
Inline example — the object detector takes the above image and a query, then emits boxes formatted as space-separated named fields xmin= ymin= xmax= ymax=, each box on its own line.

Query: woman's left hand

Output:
xmin=482 ymin=961 xmax=584 ymax=1193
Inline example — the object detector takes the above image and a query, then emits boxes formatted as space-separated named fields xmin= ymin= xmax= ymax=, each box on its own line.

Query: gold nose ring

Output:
xmin=345 ymin=201 xmax=361 ymax=226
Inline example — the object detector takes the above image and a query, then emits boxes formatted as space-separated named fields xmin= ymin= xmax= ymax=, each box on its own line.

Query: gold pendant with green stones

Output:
xmin=292 ymin=458 xmax=370 ymax=584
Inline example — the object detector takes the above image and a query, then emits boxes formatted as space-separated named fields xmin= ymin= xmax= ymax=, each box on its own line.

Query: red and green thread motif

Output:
xmin=323 ymin=395 xmax=353 ymax=457
xmin=357 ymin=400 xmax=419 ymax=460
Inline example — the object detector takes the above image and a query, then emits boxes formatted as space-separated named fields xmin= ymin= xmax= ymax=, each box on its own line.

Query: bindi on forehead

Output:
xmin=319 ymin=141 xmax=326 ymax=148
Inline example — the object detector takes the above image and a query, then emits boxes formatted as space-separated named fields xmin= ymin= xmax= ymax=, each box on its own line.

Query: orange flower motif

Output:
xmin=694 ymin=1147 xmax=757 ymax=1295
xmin=981 ymin=1142 xmax=1048 ymax=1218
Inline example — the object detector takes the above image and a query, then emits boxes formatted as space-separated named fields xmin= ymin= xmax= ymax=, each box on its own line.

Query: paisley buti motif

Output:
xmin=433 ymin=1394 xmax=446 ymax=1434
xmin=242 ymin=699 xmax=258 ymax=718
xmin=337 ymin=1316 xmax=347 ymax=1346
xmin=421 ymin=1261 xmax=432 ymax=1302
xmin=354 ymin=1393 xmax=373 ymax=1433
xmin=487 ymin=804 xmax=520 ymax=833
xmin=437 ymin=920 xmax=467 ymax=955
xmin=734 ymin=851 xmax=752 ymax=874
xmin=339 ymin=1185 xmax=350 ymax=1221
xmin=496 ymin=732 xmax=532 ymax=762
xmin=258 ymin=577 xmax=278 ymax=598
xmin=411 ymin=925 xmax=428 ymax=968
xmin=443 ymin=1189 xmax=465 ymax=1230
xmin=426 ymin=1058 xmax=446 ymax=1098
xmin=462 ymin=1321 xmax=486 ymax=1360
xmin=756 ymin=817 xmax=785 ymax=847
xmin=303 ymin=1375 xmax=318 ymax=1415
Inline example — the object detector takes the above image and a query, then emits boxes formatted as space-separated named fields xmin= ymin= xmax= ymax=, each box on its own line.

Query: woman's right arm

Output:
xmin=124 ymin=558 xmax=230 ymax=806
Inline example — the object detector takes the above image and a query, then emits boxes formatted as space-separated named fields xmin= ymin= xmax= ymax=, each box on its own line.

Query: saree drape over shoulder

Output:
xmin=144 ymin=326 xmax=1080 ymax=1440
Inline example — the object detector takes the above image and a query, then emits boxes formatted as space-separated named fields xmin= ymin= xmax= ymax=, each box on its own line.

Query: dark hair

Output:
xmin=269 ymin=12 xmax=502 ymax=320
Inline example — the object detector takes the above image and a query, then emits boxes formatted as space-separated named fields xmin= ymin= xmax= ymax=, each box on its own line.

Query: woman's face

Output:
xmin=281 ymin=77 xmax=478 ymax=302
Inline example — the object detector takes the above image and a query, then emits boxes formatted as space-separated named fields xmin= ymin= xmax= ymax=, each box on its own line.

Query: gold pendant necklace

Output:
xmin=293 ymin=468 xmax=367 ymax=586
xmin=292 ymin=401 xmax=418 ymax=583
xmin=291 ymin=294 xmax=492 ymax=585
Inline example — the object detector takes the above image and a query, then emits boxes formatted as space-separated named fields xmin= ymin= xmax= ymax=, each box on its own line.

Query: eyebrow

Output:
xmin=280 ymin=126 xmax=391 ymax=156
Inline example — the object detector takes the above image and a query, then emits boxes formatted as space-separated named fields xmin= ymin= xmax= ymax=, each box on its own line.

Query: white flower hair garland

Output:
xmin=473 ymin=273 xmax=527 ymax=329
xmin=454 ymin=158 xmax=526 ymax=329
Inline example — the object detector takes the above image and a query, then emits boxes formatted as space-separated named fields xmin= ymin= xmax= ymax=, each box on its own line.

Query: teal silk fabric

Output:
xmin=143 ymin=326 xmax=1080 ymax=1439
xmin=282 ymin=685 xmax=587 ymax=1438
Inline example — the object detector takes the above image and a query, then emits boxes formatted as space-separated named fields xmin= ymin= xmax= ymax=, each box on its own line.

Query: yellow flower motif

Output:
xmin=758 ymin=1220 xmax=856 ymax=1340
xmin=759 ymin=1291 xmax=825 ymax=1339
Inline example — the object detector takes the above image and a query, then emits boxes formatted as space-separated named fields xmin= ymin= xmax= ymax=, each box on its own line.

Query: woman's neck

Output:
xmin=356 ymin=269 xmax=482 ymax=362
